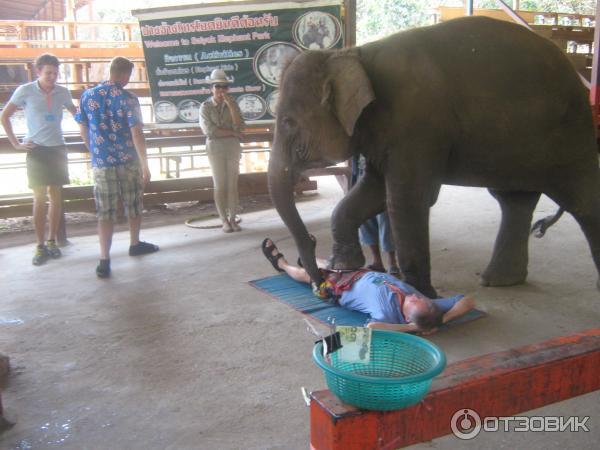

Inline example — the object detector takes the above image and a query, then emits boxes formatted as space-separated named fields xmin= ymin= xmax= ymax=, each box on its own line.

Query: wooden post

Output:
xmin=344 ymin=0 xmax=356 ymax=48
xmin=465 ymin=0 xmax=473 ymax=16
xmin=57 ymin=198 xmax=67 ymax=245
xmin=590 ymin=1 xmax=600 ymax=124
xmin=89 ymin=0 xmax=97 ymax=42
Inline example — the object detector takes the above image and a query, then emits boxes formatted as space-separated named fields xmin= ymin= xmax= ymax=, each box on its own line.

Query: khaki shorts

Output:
xmin=93 ymin=162 xmax=143 ymax=221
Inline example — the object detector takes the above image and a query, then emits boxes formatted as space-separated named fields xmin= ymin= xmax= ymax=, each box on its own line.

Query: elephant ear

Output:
xmin=323 ymin=54 xmax=375 ymax=136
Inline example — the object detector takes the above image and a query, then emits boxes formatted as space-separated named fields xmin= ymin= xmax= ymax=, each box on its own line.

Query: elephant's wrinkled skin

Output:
xmin=268 ymin=17 xmax=600 ymax=298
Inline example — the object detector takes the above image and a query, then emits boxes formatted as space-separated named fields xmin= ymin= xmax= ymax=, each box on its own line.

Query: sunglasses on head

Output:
xmin=214 ymin=84 xmax=229 ymax=89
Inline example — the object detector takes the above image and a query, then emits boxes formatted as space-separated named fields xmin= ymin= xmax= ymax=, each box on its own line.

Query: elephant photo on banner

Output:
xmin=268 ymin=16 xmax=600 ymax=298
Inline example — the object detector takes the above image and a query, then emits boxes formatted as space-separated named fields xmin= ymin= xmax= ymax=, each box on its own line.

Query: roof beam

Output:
xmin=7 ymin=0 xmax=50 ymax=6
xmin=0 ymin=47 xmax=143 ymax=59
xmin=3 ymin=5 xmax=48 ymax=13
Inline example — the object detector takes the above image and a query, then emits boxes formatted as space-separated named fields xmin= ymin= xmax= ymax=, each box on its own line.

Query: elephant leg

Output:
xmin=385 ymin=181 xmax=438 ymax=299
xmin=574 ymin=212 xmax=600 ymax=290
xmin=481 ymin=189 xmax=541 ymax=286
xmin=572 ymin=209 xmax=600 ymax=291
xmin=548 ymin=178 xmax=600 ymax=291
xmin=330 ymin=169 xmax=386 ymax=270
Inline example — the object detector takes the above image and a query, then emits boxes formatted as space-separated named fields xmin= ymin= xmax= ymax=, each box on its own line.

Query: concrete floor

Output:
xmin=0 ymin=177 xmax=598 ymax=449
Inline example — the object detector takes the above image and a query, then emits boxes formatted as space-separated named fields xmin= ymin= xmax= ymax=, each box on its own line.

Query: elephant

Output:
xmin=267 ymin=16 xmax=600 ymax=298
xmin=302 ymin=20 xmax=330 ymax=49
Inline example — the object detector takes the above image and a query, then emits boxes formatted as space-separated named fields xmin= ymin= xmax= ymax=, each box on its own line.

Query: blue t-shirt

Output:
xmin=339 ymin=272 xmax=463 ymax=324
xmin=8 ymin=81 xmax=74 ymax=146
xmin=75 ymin=81 xmax=142 ymax=168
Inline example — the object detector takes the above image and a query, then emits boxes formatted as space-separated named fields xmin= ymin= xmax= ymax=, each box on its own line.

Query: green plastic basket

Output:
xmin=313 ymin=330 xmax=446 ymax=411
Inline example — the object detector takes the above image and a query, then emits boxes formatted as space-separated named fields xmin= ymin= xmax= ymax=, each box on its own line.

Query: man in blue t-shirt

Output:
xmin=1 ymin=53 xmax=77 ymax=265
xmin=262 ymin=238 xmax=476 ymax=334
xmin=76 ymin=57 xmax=158 ymax=278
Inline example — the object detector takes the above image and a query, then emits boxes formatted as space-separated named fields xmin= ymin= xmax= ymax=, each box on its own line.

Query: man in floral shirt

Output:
xmin=77 ymin=57 xmax=158 ymax=278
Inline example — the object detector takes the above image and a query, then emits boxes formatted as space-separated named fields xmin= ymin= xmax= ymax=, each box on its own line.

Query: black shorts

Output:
xmin=26 ymin=145 xmax=70 ymax=189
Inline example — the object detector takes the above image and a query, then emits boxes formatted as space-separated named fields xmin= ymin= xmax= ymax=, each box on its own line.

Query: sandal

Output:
xmin=366 ymin=263 xmax=386 ymax=273
xmin=388 ymin=266 xmax=401 ymax=277
xmin=129 ymin=241 xmax=159 ymax=256
xmin=262 ymin=238 xmax=285 ymax=273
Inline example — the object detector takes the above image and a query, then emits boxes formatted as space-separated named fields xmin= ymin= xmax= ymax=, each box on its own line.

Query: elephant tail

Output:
xmin=531 ymin=207 xmax=565 ymax=238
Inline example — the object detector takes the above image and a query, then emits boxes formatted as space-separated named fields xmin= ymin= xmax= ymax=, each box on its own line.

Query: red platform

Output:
xmin=310 ymin=328 xmax=600 ymax=450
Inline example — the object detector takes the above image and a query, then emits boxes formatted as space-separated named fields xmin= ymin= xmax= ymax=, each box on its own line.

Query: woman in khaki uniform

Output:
xmin=199 ymin=69 xmax=245 ymax=232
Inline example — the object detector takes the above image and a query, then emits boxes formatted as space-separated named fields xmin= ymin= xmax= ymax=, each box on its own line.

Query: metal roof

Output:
xmin=0 ymin=0 xmax=65 ymax=21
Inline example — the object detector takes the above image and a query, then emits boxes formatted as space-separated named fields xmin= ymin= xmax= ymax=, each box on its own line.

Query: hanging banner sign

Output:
xmin=133 ymin=1 xmax=345 ymax=126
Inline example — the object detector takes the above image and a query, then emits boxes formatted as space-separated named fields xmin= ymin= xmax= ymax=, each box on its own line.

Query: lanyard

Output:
xmin=38 ymin=80 xmax=54 ymax=113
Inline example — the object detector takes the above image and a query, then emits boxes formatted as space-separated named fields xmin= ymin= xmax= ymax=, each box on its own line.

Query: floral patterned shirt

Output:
xmin=76 ymin=81 xmax=142 ymax=168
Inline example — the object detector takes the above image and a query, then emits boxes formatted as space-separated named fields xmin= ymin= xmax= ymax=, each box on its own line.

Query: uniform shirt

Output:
xmin=76 ymin=81 xmax=142 ymax=168
xmin=8 ymin=81 xmax=74 ymax=146
xmin=198 ymin=97 xmax=244 ymax=140
xmin=339 ymin=272 xmax=463 ymax=324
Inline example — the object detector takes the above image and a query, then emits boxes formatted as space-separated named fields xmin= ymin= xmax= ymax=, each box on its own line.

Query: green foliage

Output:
xmin=357 ymin=0 xmax=439 ymax=44
xmin=479 ymin=0 xmax=596 ymax=14
xmin=356 ymin=1 xmax=597 ymax=45
xmin=476 ymin=0 xmax=503 ymax=8
xmin=533 ymin=0 xmax=596 ymax=14
xmin=69 ymin=176 xmax=92 ymax=186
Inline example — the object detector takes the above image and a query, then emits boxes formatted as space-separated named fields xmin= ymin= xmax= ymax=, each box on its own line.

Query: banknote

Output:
xmin=336 ymin=326 xmax=372 ymax=363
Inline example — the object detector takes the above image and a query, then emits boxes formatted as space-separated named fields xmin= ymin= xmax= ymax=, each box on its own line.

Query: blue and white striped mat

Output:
xmin=249 ymin=274 xmax=486 ymax=328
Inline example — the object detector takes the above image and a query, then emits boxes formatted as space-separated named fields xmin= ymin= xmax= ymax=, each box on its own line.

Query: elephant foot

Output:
xmin=402 ymin=272 xmax=438 ymax=299
xmin=417 ymin=285 xmax=439 ymax=300
xmin=480 ymin=265 xmax=528 ymax=287
xmin=329 ymin=242 xmax=365 ymax=271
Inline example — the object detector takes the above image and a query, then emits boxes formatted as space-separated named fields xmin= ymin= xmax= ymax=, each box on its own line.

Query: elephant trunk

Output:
xmin=268 ymin=151 xmax=323 ymax=288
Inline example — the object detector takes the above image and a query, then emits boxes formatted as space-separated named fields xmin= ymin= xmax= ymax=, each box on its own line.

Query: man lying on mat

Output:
xmin=262 ymin=238 xmax=476 ymax=335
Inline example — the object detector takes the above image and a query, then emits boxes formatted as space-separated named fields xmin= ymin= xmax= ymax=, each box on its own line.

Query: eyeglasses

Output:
xmin=213 ymin=84 xmax=229 ymax=90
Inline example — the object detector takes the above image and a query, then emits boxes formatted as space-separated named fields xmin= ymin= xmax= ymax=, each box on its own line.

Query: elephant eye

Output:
xmin=281 ymin=116 xmax=297 ymax=130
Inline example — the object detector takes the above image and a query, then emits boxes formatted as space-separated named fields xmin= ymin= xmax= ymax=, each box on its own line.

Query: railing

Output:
xmin=437 ymin=7 xmax=595 ymax=26
xmin=0 ymin=126 xmax=275 ymax=175
xmin=0 ymin=19 xmax=145 ymax=99
xmin=0 ymin=19 xmax=140 ymax=48
xmin=0 ymin=127 xmax=277 ymax=219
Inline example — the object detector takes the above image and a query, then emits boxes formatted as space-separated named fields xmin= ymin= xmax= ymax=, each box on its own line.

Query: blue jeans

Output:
xmin=353 ymin=155 xmax=395 ymax=253
xmin=359 ymin=213 xmax=395 ymax=253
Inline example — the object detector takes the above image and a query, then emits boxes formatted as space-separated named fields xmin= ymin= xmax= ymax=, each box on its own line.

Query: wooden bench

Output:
xmin=305 ymin=165 xmax=353 ymax=193
xmin=0 ymin=172 xmax=318 ymax=219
